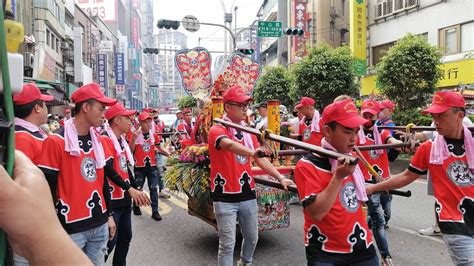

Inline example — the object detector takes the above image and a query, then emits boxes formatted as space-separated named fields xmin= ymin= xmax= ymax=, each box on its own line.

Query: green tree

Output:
xmin=177 ymin=95 xmax=197 ymax=110
xmin=376 ymin=33 xmax=442 ymax=111
xmin=253 ymin=66 xmax=294 ymax=107
xmin=290 ymin=44 xmax=358 ymax=110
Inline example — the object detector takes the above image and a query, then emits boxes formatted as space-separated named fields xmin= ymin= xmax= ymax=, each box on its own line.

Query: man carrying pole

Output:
xmin=367 ymin=91 xmax=474 ymax=265
xmin=208 ymin=85 xmax=294 ymax=266
xmin=294 ymin=99 xmax=378 ymax=265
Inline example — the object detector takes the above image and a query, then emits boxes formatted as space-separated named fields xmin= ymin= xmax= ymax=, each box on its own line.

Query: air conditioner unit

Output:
xmin=24 ymin=52 xmax=34 ymax=68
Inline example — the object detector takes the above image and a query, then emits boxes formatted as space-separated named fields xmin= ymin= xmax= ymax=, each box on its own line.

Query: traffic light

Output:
xmin=236 ymin=48 xmax=254 ymax=55
xmin=157 ymin=19 xmax=180 ymax=30
xmin=284 ymin=28 xmax=304 ymax=36
xmin=143 ymin=48 xmax=159 ymax=54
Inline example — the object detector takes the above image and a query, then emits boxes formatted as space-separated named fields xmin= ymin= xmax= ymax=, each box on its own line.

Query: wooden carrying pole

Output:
xmin=214 ymin=118 xmax=359 ymax=165
xmin=378 ymin=126 xmax=474 ymax=131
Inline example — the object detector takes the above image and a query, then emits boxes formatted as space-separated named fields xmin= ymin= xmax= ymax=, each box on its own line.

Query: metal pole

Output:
xmin=199 ymin=22 xmax=236 ymax=50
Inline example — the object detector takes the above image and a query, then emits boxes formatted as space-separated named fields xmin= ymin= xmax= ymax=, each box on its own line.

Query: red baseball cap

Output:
xmin=361 ymin=100 xmax=381 ymax=115
xmin=321 ymin=99 xmax=368 ymax=128
xmin=296 ymin=97 xmax=315 ymax=109
xmin=138 ymin=112 xmax=152 ymax=121
xmin=422 ymin=91 xmax=465 ymax=114
xmin=13 ymin=83 xmax=54 ymax=105
xmin=182 ymin=108 xmax=192 ymax=114
xmin=223 ymin=85 xmax=253 ymax=103
xmin=105 ymin=102 xmax=137 ymax=120
xmin=71 ymin=83 xmax=117 ymax=106
xmin=379 ymin=100 xmax=395 ymax=111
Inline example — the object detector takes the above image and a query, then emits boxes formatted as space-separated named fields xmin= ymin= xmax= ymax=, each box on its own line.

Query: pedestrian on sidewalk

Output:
xmin=294 ymin=99 xmax=379 ymax=266
xmin=367 ymin=91 xmax=474 ymax=266
xmin=208 ymin=85 xmax=294 ymax=266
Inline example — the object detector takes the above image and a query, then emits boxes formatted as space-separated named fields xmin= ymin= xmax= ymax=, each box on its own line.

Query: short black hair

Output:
xmin=74 ymin=99 xmax=95 ymax=114
xmin=451 ymin=107 xmax=465 ymax=115
xmin=325 ymin=121 xmax=338 ymax=130
xmin=108 ymin=117 xmax=116 ymax=125
xmin=14 ymin=100 xmax=44 ymax=119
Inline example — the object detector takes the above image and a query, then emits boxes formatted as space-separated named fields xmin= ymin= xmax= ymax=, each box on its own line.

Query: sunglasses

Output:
xmin=227 ymin=102 xmax=251 ymax=110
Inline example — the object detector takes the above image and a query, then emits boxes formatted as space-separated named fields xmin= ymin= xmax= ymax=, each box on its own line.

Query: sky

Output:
xmin=154 ymin=0 xmax=264 ymax=53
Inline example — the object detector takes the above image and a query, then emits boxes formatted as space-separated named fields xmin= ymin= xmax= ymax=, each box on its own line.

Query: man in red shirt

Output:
xmin=208 ymin=85 xmax=294 ymax=266
xmin=13 ymin=83 xmax=53 ymax=164
xmin=38 ymin=83 xmax=118 ymax=265
xmin=12 ymin=83 xmax=54 ymax=264
xmin=357 ymin=100 xmax=402 ymax=265
xmin=296 ymin=97 xmax=323 ymax=146
xmin=102 ymin=103 xmax=150 ymax=265
xmin=367 ymin=91 xmax=474 ymax=265
xmin=129 ymin=112 xmax=169 ymax=221
xmin=294 ymin=99 xmax=378 ymax=265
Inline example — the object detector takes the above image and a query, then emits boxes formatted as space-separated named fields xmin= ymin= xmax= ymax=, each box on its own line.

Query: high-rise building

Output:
xmin=154 ymin=30 xmax=187 ymax=106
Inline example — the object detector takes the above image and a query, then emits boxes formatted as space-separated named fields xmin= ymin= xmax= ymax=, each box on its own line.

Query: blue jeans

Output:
xmin=106 ymin=206 xmax=132 ymax=266
xmin=442 ymin=234 xmax=474 ymax=266
xmin=214 ymin=199 xmax=259 ymax=266
xmin=380 ymin=194 xmax=392 ymax=224
xmin=307 ymin=255 xmax=379 ymax=266
xmin=69 ymin=222 xmax=108 ymax=266
xmin=367 ymin=194 xmax=390 ymax=258
xmin=155 ymin=154 xmax=166 ymax=190
xmin=135 ymin=167 xmax=159 ymax=213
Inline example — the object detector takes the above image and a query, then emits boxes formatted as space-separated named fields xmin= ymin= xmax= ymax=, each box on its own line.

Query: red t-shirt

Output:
xmin=409 ymin=139 xmax=474 ymax=236
xmin=38 ymin=131 xmax=108 ymax=234
xmin=14 ymin=125 xmax=45 ymax=164
xmin=299 ymin=118 xmax=323 ymax=146
xmin=356 ymin=129 xmax=392 ymax=182
xmin=177 ymin=122 xmax=193 ymax=140
xmin=133 ymin=132 xmax=159 ymax=168
xmin=208 ymin=124 xmax=260 ymax=202
xmin=101 ymin=136 xmax=130 ymax=201
xmin=294 ymin=154 xmax=375 ymax=263
xmin=154 ymin=120 xmax=165 ymax=143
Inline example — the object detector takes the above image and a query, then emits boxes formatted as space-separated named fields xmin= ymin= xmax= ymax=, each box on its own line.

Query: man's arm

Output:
xmin=367 ymin=169 xmax=419 ymax=195
xmin=218 ymin=137 xmax=255 ymax=157
xmin=254 ymin=157 xmax=295 ymax=190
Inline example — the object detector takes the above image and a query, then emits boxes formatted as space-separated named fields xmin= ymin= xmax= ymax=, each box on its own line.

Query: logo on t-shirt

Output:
xmin=142 ymin=142 xmax=151 ymax=153
xmin=235 ymin=154 xmax=248 ymax=164
xmin=339 ymin=182 xmax=359 ymax=212
xmin=303 ymin=128 xmax=311 ymax=141
xmin=369 ymin=149 xmax=380 ymax=159
xmin=446 ymin=161 xmax=473 ymax=187
xmin=80 ymin=157 xmax=97 ymax=182
xmin=119 ymin=154 xmax=128 ymax=172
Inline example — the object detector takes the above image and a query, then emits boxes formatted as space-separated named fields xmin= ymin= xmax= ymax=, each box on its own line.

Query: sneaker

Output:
xmin=382 ymin=255 xmax=393 ymax=266
xmin=151 ymin=212 xmax=162 ymax=221
xmin=384 ymin=223 xmax=389 ymax=229
xmin=236 ymin=259 xmax=252 ymax=266
xmin=133 ymin=206 xmax=142 ymax=216
xmin=419 ymin=225 xmax=441 ymax=236
xmin=159 ymin=191 xmax=171 ymax=198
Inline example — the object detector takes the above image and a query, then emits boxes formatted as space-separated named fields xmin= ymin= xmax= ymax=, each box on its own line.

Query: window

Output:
xmin=372 ymin=41 xmax=395 ymax=66
xmin=439 ymin=25 xmax=460 ymax=55
xmin=51 ymin=35 xmax=55 ymax=51
xmin=461 ymin=22 xmax=474 ymax=52
xmin=46 ymin=29 xmax=50 ymax=46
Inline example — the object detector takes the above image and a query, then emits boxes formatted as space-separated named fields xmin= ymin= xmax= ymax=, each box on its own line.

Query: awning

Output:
xmin=23 ymin=78 xmax=67 ymax=106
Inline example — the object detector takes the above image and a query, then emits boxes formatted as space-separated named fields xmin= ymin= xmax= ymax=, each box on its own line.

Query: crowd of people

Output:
xmin=0 ymin=82 xmax=472 ymax=266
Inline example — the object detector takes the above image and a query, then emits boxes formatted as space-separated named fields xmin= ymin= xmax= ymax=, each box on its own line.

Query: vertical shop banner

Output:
xmin=350 ymin=0 xmax=367 ymax=76
xmin=97 ymin=54 xmax=108 ymax=90
xmin=249 ymin=25 xmax=261 ymax=63
xmin=131 ymin=17 xmax=139 ymax=47
xmin=115 ymin=84 xmax=125 ymax=95
xmin=115 ymin=53 xmax=125 ymax=85
xmin=293 ymin=1 xmax=308 ymax=59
